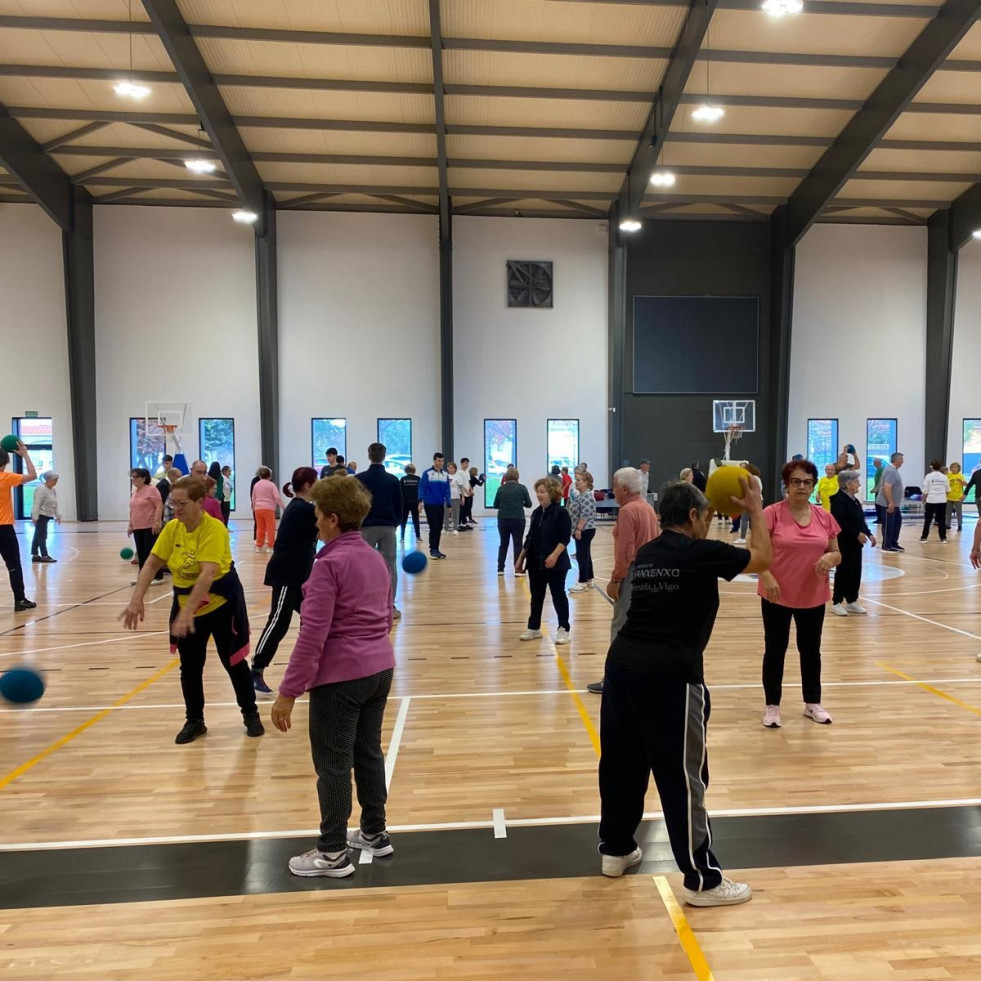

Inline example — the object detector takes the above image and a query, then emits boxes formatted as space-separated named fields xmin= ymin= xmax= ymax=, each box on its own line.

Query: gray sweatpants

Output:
xmin=610 ymin=563 xmax=635 ymax=644
xmin=360 ymin=525 xmax=398 ymax=608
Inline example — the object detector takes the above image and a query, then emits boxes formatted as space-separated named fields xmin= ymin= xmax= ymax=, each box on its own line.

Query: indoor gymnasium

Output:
xmin=1 ymin=0 xmax=981 ymax=978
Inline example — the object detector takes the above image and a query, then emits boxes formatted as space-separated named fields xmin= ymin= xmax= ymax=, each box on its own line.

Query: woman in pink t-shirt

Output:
xmin=251 ymin=466 xmax=285 ymax=551
xmin=758 ymin=459 xmax=841 ymax=729
xmin=128 ymin=468 xmax=164 ymax=585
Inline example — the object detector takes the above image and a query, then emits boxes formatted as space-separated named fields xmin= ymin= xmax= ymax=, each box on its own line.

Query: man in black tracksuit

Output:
xmin=400 ymin=465 xmax=422 ymax=542
xmin=356 ymin=444 xmax=404 ymax=619
xmin=420 ymin=453 xmax=451 ymax=558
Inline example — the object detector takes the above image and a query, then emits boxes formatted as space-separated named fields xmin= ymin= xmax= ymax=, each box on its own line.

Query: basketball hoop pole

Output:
xmin=723 ymin=424 xmax=744 ymax=462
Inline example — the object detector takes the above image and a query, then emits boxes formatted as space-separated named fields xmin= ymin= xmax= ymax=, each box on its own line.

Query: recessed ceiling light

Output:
xmin=973 ymin=229 xmax=981 ymax=239
xmin=649 ymin=171 xmax=677 ymax=188
xmin=762 ymin=0 xmax=804 ymax=15
xmin=232 ymin=210 xmax=259 ymax=224
xmin=619 ymin=219 xmax=642 ymax=233
xmin=113 ymin=79 xmax=151 ymax=100
xmin=185 ymin=159 xmax=218 ymax=174
xmin=692 ymin=104 xmax=725 ymax=123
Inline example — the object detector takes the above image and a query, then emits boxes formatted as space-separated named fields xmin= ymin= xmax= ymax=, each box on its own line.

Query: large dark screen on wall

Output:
xmin=632 ymin=296 xmax=759 ymax=394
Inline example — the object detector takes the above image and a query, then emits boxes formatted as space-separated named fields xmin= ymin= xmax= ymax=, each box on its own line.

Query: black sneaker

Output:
xmin=31 ymin=555 xmax=42 ymax=563
xmin=13 ymin=598 xmax=37 ymax=612
xmin=244 ymin=712 xmax=265 ymax=737
xmin=430 ymin=550 xmax=443 ymax=560
xmin=175 ymin=720 xmax=207 ymax=745
xmin=252 ymin=670 xmax=273 ymax=695
xmin=586 ymin=680 xmax=604 ymax=695
xmin=40 ymin=556 xmax=57 ymax=563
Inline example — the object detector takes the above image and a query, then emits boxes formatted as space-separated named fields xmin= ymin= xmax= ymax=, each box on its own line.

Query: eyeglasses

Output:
xmin=170 ymin=498 xmax=192 ymax=509
xmin=789 ymin=478 xmax=815 ymax=488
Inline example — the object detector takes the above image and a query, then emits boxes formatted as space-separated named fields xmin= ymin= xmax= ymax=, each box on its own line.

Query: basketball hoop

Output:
xmin=723 ymin=424 xmax=744 ymax=462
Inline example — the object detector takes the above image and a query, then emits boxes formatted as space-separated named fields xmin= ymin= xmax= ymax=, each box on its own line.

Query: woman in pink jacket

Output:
xmin=272 ymin=475 xmax=396 ymax=880
xmin=251 ymin=466 xmax=284 ymax=551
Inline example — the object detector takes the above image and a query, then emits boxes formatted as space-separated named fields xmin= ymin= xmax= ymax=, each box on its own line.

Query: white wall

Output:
xmin=948 ymin=240 xmax=981 ymax=464
xmin=94 ymin=206 xmax=261 ymax=518
xmin=790 ymin=224 xmax=928 ymax=481
xmin=0 ymin=205 xmax=76 ymax=519
xmin=453 ymin=216 xmax=609 ymax=509
xmin=278 ymin=211 xmax=441 ymax=476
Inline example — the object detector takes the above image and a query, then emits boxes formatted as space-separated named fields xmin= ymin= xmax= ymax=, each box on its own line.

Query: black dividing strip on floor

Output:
xmin=3 ymin=805 xmax=981 ymax=910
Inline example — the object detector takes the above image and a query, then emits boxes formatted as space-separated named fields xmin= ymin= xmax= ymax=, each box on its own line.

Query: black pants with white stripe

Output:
xmin=598 ymin=664 xmax=724 ymax=892
xmin=309 ymin=668 xmax=393 ymax=853
xmin=252 ymin=584 xmax=303 ymax=673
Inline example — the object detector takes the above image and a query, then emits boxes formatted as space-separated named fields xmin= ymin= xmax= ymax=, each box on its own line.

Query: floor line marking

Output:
xmin=359 ymin=848 xmax=373 ymax=865
xmin=863 ymin=597 xmax=980 ymax=640
xmin=384 ymin=696 xmax=411 ymax=791
xmin=0 ymin=659 xmax=178 ymax=792
xmin=878 ymin=662 xmax=981 ymax=718
xmin=492 ymin=808 xmax=507 ymax=839
xmin=653 ymin=876 xmax=715 ymax=981
xmin=4 ymin=797 xmax=981 ymax=850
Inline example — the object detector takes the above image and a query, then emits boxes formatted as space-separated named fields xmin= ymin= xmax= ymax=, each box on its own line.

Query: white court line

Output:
xmin=4 ymin=796 xmax=980 ymax=852
xmin=863 ymin=597 xmax=981 ymax=641
xmin=359 ymin=847 xmax=373 ymax=865
xmin=384 ymin=696 xmax=411 ymax=791
xmin=5 ymin=677 xmax=981 ymax=714
xmin=492 ymin=808 xmax=507 ymax=839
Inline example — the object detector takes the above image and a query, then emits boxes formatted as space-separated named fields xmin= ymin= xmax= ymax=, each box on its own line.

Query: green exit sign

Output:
xmin=24 ymin=411 xmax=38 ymax=418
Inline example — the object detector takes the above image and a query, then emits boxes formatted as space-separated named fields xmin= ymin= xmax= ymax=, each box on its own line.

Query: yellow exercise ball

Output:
xmin=706 ymin=465 xmax=747 ymax=517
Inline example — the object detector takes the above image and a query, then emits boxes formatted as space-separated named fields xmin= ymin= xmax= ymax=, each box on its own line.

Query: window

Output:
xmin=484 ymin=419 xmax=517 ymax=507
xmin=547 ymin=419 xmax=579 ymax=474
xmin=377 ymin=418 xmax=412 ymax=476
xmin=806 ymin=419 xmax=838 ymax=469
xmin=130 ymin=417 xmax=166 ymax=472
xmin=312 ymin=418 xmax=347 ymax=470
xmin=866 ymin=419 xmax=897 ymax=501
xmin=12 ymin=417 xmax=52 ymax=520
xmin=199 ymin=417 xmax=236 ymax=510
xmin=963 ymin=419 xmax=981 ymax=476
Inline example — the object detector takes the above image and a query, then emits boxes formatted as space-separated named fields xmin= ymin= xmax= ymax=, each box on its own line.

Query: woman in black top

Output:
xmin=399 ymin=463 xmax=422 ymax=543
xmin=460 ymin=466 xmax=484 ymax=527
xmin=252 ymin=467 xmax=319 ymax=694
xmin=829 ymin=469 xmax=875 ymax=616
xmin=516 ymin=477 xmax=572 ymax=645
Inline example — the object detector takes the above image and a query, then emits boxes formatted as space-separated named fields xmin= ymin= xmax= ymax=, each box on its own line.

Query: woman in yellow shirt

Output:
xmin=946 ymin=462 xmax=967 ymax=532
xmin=815 ymin=463 xmax=839 ymax=512
xmin=120 ymin=476 xmax=263 ymax=745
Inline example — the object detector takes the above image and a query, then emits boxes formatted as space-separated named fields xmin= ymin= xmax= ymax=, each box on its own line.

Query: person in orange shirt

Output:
xmin=0 ymin=440 xmax=38 ymax=611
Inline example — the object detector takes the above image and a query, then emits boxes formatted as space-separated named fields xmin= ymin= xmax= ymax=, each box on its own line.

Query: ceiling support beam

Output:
xmin=453 ymin=198 xmax=519 ymax=214
xmin=130 ymin=122 xmax=212 ymax=148
xmin=255 ymin=191 xmax=279 ymax=480
xmin=69 ymin=158 xmax=135 ymax=182
xmin=784 ymin=0 xmax=981 ymax=247
xmin=141 ymin=0 xmax=266 ymax=231
xmin=617 ymin=0 xmax=719 ymax=221
xmin=42 ymin=121 xmax=108 ymax=151
xmin=925 ymin=209 xmax=958 ymax=462
xmin=553 ymin=199 xmax=608 ymax=217
xmin=949 ymin=180 xmax=981 ymax=249
xmin=429 ymin=0 xmax=454 ymax=462
xmin=94 ymin=186 xmax=148 ymax=203
xmin=368 ymin=193 xmax=439 ymax=213
xmin=279 ymin=192 xmax=341 ymax=208
xmin=607 ymin=203 xmax=626 ymax=476
xmin=767 ymin=205 xmax=796 ymax=502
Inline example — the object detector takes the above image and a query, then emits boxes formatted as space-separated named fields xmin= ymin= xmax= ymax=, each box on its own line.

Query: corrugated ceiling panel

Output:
xmin=710 ymin=9 xmax=928 ymax=57
xmin=643 ymin=175 xmax=800 ymax=197
xmin=661 ymin=141 xmax=825 ymax=169
xmin=447 ymin=134 xmax=634 ymax=165
xmin=255 ymin=162 xmax=438 ymax=187
xmin=218 ymin=86 xmax=434 ymax=124
xmin=863 ymin=145 xmax=981 ymax=173
xmin=445 ymin=94 xmax=648 ymax=130
xmin=179 ymin=0 xmax=430 ymax=34
xmin=474 ymin=198 xmax=582 ymax=211
xmin=81 ymin=158 xmax=231 ymax=181
xmin=0 ymin=77 xmax=195 ymax=114
xmin=195 ymin=38 xmax=433 ymax=84
xmin=443 ymin=0 xmax=687 ymax=46
xmin=15 ymin=117 xmax=89 ymax=144
xmin=0 ymin=28 xmax=173 ymax=72
xmin=669 ymin=105 xmax=853 ymax=138
xmin=448 ymin=168 xmax=620 ymax=193
xmin=443 ymin=50 xmax=668 ymax=91
xmin=683 ymin=62 xmax=888 ymax=100
xmin=0 ymin=1 xmax=149 ymax=17
xmin=884 ymin=111 xmax=981 ymax=141
xmin=274 ymin=192 xmax=435 ymax=206
xmin=947 ymin=19 xmax=981 ymax=59
xmin=916 ymin=70 xmax=981 ymax=104
xmin=94 ymin=187 xmax=214 ymax=201
xmin=659 ymin=202 xmax=770 ymax=215
xmin=67 ymin=121 xmax=213 ymax=149
xmin=837 ymin=177 xmax=967 ymax=201
xmin=55 ymin=153 xmax=132 ymax=176
xmin=239 ymin=127 xmax=437 ymax=157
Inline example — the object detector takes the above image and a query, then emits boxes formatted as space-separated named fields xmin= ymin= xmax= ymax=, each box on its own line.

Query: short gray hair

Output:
xmin=838 ymin=470 xmax=860 ymax=490
xmin=659 ymin=481 xmax=710 ymax=527
xmin=613 ymin=467 xmax=643 ymax=494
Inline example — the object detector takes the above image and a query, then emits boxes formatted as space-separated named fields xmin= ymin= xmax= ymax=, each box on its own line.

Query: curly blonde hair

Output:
xmin=533 ymin=476 xmax=563 ymax=503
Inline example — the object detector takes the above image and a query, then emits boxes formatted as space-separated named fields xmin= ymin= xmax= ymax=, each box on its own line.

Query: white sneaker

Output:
xmin=735 ymin=538 xmax=746 ymax=545
xmin=347 ymin=828 xmax=394 ymax=856
xmin=569 ymin=583 xmax=589 ymax=593
xmin=831 ymin=603 xmax=848 ymax=617
xmin=804 ymin=702 xmax=833 ymax=724
xmin=601 ymin=846 xmax=643 ymax=878
xmin=683 ymin=877 xmax=752 ymax=906
xmin=452 ymin=530 xmax=459 ymax=535
xmin=288 ymin=847 xmax=355 ymax=878
xmin=844 ymin=602 xmax=867 ymax=615
xmin=762 ymin=705 xmax=781 ymax=728
xmin=976 ymin=652 xmax=981 ymax=662
xmin=519 ymin=629 xmax=543 ymax=641
xmin=555 ymin=627 xmax=571 ymax=645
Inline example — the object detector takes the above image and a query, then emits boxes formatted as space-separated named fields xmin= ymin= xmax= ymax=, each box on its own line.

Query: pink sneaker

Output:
xmin=804 ymin=703 xmax=832 ymax=724
xmin=762 ymin=705 xmax=781 ymax=728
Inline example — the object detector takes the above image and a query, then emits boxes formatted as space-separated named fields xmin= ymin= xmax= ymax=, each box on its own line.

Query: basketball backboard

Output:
xmin=712 ymin=400 xmax=756 ymax=433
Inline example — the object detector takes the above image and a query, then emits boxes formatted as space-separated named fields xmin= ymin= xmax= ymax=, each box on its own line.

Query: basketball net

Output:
xmin=723 ymin=424 xmax=744 ymax=462
xmin=162 ymin=424 xmax=183 ymax=456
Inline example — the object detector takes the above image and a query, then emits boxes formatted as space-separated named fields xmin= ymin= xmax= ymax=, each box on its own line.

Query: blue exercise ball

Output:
xmin=402 ymin=550 xmax=428 ymax=575
xmin=0 ymin=666 xmax=46 ymax=705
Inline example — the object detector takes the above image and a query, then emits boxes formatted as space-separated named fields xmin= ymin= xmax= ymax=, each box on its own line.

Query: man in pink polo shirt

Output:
xmin=587 ymin=467 xmax=660 ymax=695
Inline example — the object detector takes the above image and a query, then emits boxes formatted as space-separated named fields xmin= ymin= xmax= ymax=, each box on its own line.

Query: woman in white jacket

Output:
xmin=920 ymin=460 xmax=950 ymax=543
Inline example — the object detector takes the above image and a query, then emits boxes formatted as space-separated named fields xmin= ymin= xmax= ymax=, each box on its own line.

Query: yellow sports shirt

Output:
xmin=151 ymin=513 xmax=232 ymax=616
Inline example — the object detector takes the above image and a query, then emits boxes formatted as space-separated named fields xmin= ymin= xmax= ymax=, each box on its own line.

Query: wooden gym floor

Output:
xmin=1 ymin=512 xmax=980 ymax=979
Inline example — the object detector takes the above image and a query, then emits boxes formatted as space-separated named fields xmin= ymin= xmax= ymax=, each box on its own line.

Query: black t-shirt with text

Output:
xmin=606 ymin=530 xmax=750 ymax=683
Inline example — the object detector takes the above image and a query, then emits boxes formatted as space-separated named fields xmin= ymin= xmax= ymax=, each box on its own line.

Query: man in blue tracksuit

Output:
xmin=420 ymin=452 xmax=451 ymax=559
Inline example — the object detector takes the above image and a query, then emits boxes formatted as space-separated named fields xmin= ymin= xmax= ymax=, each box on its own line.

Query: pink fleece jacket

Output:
xmin=251 ymin=478 xmax=284 ymax=512
xmin=279 ymin=531 xmax=395 ymax=697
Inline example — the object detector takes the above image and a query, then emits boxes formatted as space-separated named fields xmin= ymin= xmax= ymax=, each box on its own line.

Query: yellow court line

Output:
xmin=553 ymin=649 xmax=602 ymax=757
xmin=878 ymin=662 xmax=981 ymax=718
xmin=0 ymin=659 xmax=178 ymax=792
xmin=653 ymin=877 xmax=716 ymax=981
